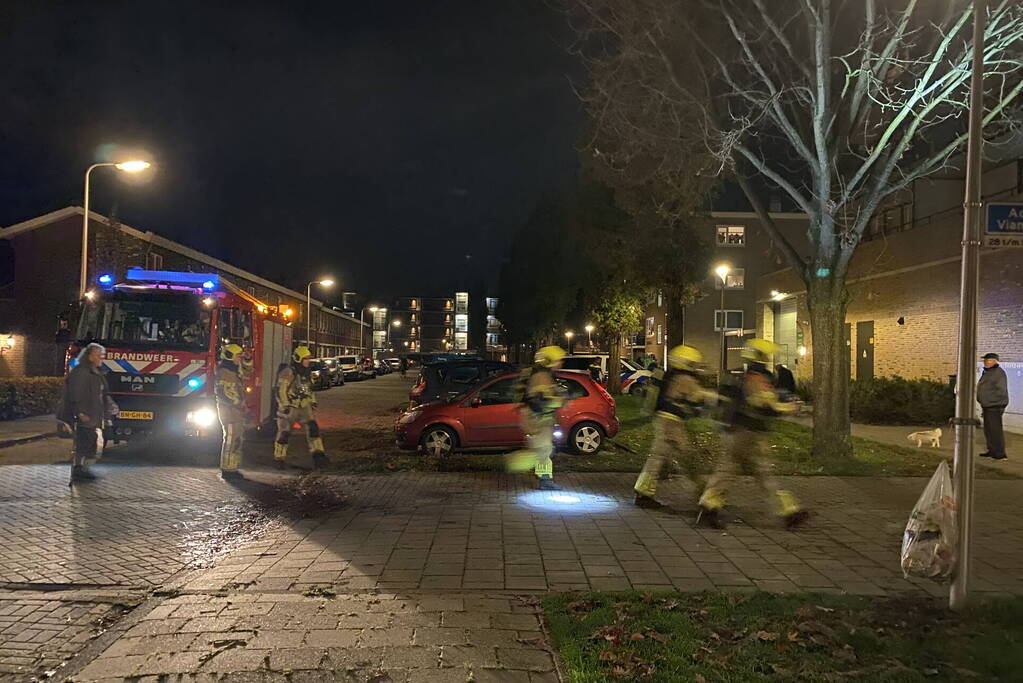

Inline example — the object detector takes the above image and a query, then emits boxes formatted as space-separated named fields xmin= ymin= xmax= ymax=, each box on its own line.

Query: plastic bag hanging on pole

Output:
xmin=901 ymin=460 xmax=957 ymax=579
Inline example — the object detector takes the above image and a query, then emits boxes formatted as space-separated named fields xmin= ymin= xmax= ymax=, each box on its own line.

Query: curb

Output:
xmin=0 ymin=431 xmax=56 ymax=449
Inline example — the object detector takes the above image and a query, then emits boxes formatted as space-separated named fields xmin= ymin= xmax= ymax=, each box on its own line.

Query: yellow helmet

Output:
xmin=742 ymin=338 xmax=779 ymax=363
xmin=292 ymin=346 xmax=313 ymax=363
xmin=220 ymin=343 xmax=243 ymax=362
xmin=534 ymin=345 xmax=566 ymax=367
xmin=668 ymin=345 xmax=703 ymax=370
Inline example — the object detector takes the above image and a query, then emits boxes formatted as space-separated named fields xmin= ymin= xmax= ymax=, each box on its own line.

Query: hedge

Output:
xmin=849 ymin=376 xmax=954 ymax=426
xmin=0 ymin=378 xmax=65 ymax=421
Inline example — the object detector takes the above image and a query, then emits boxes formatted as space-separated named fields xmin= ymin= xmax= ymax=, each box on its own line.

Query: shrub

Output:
xmin=849 ymin=376 xmax=954 ymax=426
xmin=0 ymin=377 xmax=65 ymax=421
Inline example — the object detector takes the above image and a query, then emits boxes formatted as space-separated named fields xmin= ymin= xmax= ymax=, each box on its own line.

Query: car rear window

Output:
xmin=562 ymin=357 xmax=597 ymax=371
xmin=339 ymin=356 xmax=357 ymax=364
xmin=557 ymin=377 xmax=589 ymax=399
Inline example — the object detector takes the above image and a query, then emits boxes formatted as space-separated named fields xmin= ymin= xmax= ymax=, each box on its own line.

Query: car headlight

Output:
xmin=187 ymin=407 xmax=217 ymax=428
xmin=398 ymin=410 xmax=421 ymax=425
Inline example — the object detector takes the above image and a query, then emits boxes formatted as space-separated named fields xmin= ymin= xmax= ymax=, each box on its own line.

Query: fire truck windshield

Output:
xmin=76 ymin=290 xmax=211 ymax=350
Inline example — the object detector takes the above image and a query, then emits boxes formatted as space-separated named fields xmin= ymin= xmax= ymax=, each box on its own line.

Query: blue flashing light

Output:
xmin=97 ymin=274 xmax=114 ymax=286
xmin=186 ymin=377 xmax=203 ymax=390
xmin=68 ymin=358 xmax=79 ymax=369
xmin=125 ymin=268 xmax=220 ymax=289
xmin=815 ymin=267 xmax=831 ymax=278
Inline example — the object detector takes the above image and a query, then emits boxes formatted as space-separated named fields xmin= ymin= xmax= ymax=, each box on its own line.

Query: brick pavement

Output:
xmin=0 ymin=591 xmax=134 ymax=681
xmin=173 ymin=471 xmax=1023 ymax=598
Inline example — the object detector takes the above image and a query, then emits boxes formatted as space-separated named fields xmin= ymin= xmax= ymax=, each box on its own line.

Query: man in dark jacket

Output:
xmin=978 ymin=352 xmax=1009 ymax=460
xmin=60 ymin=343 xmax=118 ymax=482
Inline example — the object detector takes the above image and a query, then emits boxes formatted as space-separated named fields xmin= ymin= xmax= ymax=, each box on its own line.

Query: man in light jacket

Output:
xmin=978 ymin=352 xmax=1009 ymax=461
xmin=59 ymin=343 xmax=118 ymax=482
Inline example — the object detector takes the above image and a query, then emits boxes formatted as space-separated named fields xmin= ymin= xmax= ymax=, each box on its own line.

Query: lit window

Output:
xmin=716 ymin=225 xmax=746 ymax=247
xmin=714 ymin=310 xmax=744 ymax=331
xmin=714 ymin=268 xmax=745 ymax=290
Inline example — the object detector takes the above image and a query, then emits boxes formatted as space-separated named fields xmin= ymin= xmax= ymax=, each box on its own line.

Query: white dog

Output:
xmin=907 ymin=428 xmax=942 ymax=448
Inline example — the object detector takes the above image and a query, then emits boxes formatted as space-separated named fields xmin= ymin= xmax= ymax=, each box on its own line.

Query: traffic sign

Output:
xmin=985 ymin=202 xmax=1023 ymax=248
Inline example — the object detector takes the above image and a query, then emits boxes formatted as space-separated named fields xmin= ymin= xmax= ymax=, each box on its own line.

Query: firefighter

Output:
xmin=506 ymin=345 xmax=566 ymax=490
xmin=274 ymin=346 xmax=328 ymax=470
xmin=698 ymin=339 xmax=809 ymax=529
xmin=215 ymin=343 xmax=247 ymax=480
xmin=634 ymin=345 xmax=711 ymax=509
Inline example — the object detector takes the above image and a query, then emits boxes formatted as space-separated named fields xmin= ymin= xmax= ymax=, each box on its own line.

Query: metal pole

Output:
xmin=80 ymin=163 xmax=113 ymax=298
xmin=950 ymin=0 xmax=986 ymax=612
xmin=719 ymin=285 xmax=726 ymax=382
xmin=359 ymin=308 xmax=365 ymax=356
xmin=306 ymin=282 xmax=313 ymax=354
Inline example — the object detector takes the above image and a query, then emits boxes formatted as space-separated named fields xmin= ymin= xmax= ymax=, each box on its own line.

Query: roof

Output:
xmin=1 ymin=206 xmax=364 ymax=326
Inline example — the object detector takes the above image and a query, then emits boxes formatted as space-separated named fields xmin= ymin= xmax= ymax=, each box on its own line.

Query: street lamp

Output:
xmin=306 ymin=278 xmax=334 ymax=355
xmin=714 ymin=264 xmax=731 ymax=382
xmin=564 ymin=330 xmax=574 ymax=353
xmin=81 ymin=159 xmax=152 ymax=297
xmin=585 ymin=324 xmax=595 ymax=350
xmin=360 ymin=305 xmax=379 ymax=357
xmin=951 ymin=0 xmax=988 ymax=612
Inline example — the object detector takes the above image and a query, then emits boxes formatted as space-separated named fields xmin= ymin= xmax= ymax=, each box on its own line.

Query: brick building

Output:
xmin=643 ymin=210 xmax=809 ymax=370
xmin=0 ymin=207 xmax=366 ymax=376
xmin=758 ymin=158 xmax=1023 ymax=429
xmin=381 ymin=293 xmax=471 ymax=354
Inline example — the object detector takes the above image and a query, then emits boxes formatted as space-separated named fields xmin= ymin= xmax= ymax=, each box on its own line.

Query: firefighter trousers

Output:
xmin=219 ymin=421 xmax=244 ymax=472
xmin=634 ymin=413 xmax=701 ymax=499
xmin=699 ymin=426 xmax=801 ymax=517
xmin=506 ymin=411 xmax=554 ymax=479
xmin=274 ymin=403 xmax=324 ymax=461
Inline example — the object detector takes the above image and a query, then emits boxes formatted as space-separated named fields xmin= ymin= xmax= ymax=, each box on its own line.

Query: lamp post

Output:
xmin=360 ymin=305 xmax=379 ymax=357
xmin=585 ymin=324 xmax=594 ymax=351
xmin=564 ymin=330 xmax=574 ymax=354
xmin=950 ymin=0 xmax=987 ymax=612
xmin=714 ymin=264 xmax=731 ymax=382
xmin=306 ymin=278 xmax=334 ymax=355
xmin=81 ymin=160 xmax=151 ymax=297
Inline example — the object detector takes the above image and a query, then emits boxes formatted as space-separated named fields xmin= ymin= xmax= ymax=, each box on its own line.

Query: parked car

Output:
xmin=338 ymin=355 xmax=362 ymax=381
xmin=383 ymin=358 xmax=401 ymax=371
xmin=561 ymin=354 xmax=654 ymax=396
xmin=319 ymin=357 xmax=344 ymax=386
xmin=307 ymin=359 xmax=332 ymax=390
xmin=409 ymin=359 xmax=514 ymax=405
xmin=396 ymin=370 xmax=618 ymax=456
xmin=360 ymin=357 xmax=377 ymax=380
xmin=374 ymin=359 xmax=391 ymax=375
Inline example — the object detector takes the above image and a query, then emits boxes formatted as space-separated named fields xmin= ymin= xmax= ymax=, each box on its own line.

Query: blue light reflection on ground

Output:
xmin=516 ymin=490 xmax=619 ymax=514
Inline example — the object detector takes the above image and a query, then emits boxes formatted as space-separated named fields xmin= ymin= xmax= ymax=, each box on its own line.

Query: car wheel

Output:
xmin=569 ymin=422 xmax=604 ymax=455
xmin=420 ymin=425 xmax=457 ymax=456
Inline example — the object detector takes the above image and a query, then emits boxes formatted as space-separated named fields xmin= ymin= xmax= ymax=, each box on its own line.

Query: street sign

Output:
xmin=984 ymin=203 xmax=1023 ymax=248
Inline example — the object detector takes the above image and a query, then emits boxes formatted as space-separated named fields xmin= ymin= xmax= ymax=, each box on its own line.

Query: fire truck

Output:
xmin=66 ymin=268 xmax=294 ymax=440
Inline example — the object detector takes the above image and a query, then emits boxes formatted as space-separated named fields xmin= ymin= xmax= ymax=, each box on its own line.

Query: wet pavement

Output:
xmin=1 ymin=373 xmax=1022 ymax=681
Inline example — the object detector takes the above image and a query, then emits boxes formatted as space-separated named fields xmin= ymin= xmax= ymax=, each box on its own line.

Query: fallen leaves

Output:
xmin=754 ymin=630 xmax=779 ymax=642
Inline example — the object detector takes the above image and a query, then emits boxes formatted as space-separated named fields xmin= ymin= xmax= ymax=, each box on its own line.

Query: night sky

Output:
xmin=1 ymin=1 xmax=582 ymax=301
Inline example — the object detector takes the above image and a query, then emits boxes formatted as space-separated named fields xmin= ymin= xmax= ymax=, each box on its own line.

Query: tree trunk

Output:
xmin=807 ymin=277 xmax=852 ymax=460
xmin=607 ymin=333 xmax=624 ymax=395
xmin=665 ymin=288 xmax=685 ymax=349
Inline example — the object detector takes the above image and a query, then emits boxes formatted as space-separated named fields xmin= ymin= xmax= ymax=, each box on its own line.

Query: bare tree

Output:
xmin=569 ymin=0 xmax=1023 ymax=458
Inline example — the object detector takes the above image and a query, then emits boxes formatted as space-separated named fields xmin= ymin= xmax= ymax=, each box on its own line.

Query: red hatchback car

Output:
xmin=395 ymin=370 xmax=619 ymax=456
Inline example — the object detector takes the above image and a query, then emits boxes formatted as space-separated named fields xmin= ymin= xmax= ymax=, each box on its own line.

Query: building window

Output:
xmin=714 ymin=268 xmax=745 ymax=290
xmin=146 ymin=252 xmax=164 ymax=269
xmin=486 ymin=332 xmax=499 ymax=347
xmin=716 ymin=225 xmax=746 ymax=247
xmin=486 ymin=297 xmax=498 ymax=311
xmin=454 ymin=313 xmax=468 ymax=333
xmin=714 ymin=310 xmax=744 ymax=331
xmin=410 ymin=299 xmax=418 ymax=309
